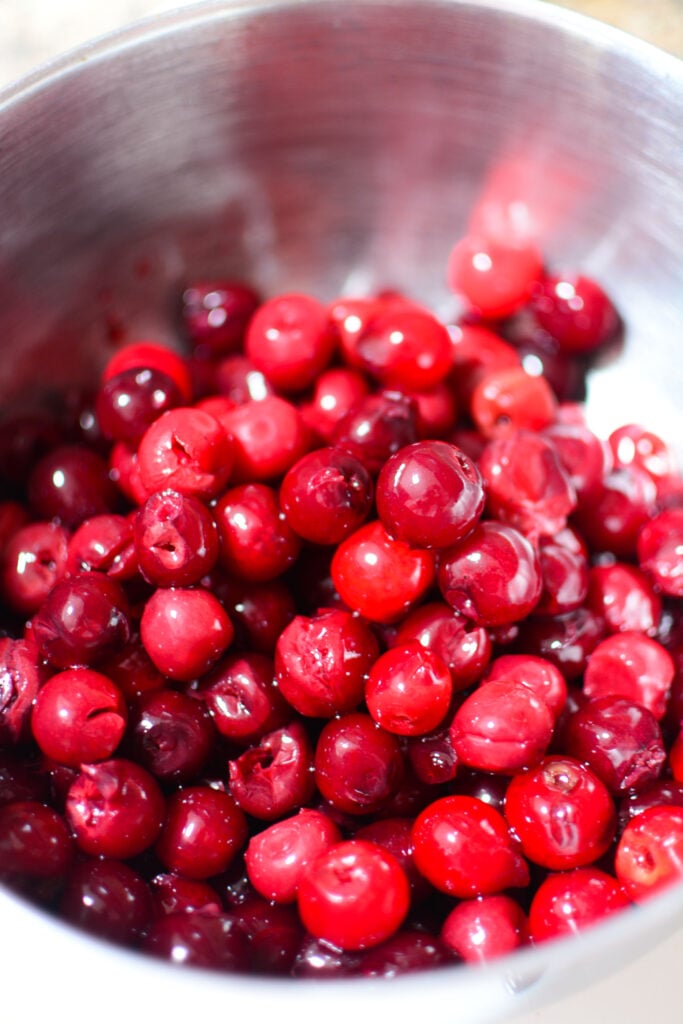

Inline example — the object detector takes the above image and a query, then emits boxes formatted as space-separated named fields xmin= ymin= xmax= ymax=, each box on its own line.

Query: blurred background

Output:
xmin=0 ymin=0 xmax=681 ymax=86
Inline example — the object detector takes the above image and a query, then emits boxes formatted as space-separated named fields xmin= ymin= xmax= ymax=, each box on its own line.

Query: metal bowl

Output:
xmin=0 ymin=2 xmax=681 ymax=1021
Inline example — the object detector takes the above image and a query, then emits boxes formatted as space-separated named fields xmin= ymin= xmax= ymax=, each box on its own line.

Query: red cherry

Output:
xmin=297 ymin=839 xmax=410 ymax=951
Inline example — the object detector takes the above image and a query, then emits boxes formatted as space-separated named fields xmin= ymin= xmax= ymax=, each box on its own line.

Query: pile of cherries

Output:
xmin=1 ymin=232 xmax=682 ymax=979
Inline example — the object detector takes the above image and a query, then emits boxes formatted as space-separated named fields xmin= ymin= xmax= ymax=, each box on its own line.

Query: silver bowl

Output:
xmin=0 ymin=2 xmax=681 ymax=1022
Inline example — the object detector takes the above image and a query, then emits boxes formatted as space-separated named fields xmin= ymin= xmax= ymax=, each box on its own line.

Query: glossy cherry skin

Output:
xmin=66 ymin=514 xmax=137 ymax=581
xmin=31 ymin=668 xmax=127 ymax=768
xmin=303 ymin=366 xmax=370 ymax=443
xmin=28 ymin=445 xmax=119 ymax=529
xmin=438 ymin=521 xmax=542 ymax=627
xmin=332 ymin=391 xmax=418 ymax=476
xmin=279 ymin=446 xmax=373 ymax=545
xmin=155 ymin=786 xmax=247 ymax=879
xmin=95 ymin=367 xmax=182 ymax=445
xmin=215 ymin=483 xmax=302 ymax=583
xmin=441 ymin=895 xmax=528 ymax=963
xmin=134 ymin=488 xmax=219 ymax=587
xmin=448 ymin=235 xmax=543 ymax=319
xmin=102 ymin=342 xmax=193 ymax=404
xmin=412 ymin=795 xmax=529 ymax=898
xmin=530 ymin=273 xmax=619 ymax=353
xmin=376 ymin=440 xmax=484 ymax=549
xmin=245 ymin=808 xmax=342 ymax=904
xmin=215 ymin=353 xmax=274 ymax=404
xmin=137 ymin=407 xmax=233 ymax=500
xmin=482 ymin=653 xmax=567 ymax=720
xmin=586 ymin=562 xmax=661 ymax=636
xmin=181 ymin=279 xmax=260 ymax=357
xmin=470 ymin=367 xmax=557 ymax=440
xmin=451 ymin=677 xmax=554 ymax=773
xmin=125 ymin=688 xmax=215 ymax=784
xmin=314 ymin=712 xmax=405 ymax=816
xmin=392 ymin=602 xmax=491 ymax=691
xmin=331 ymin=520 xmax=435 ymax=624
xmin=352 ymin=307 xmax=453 ymax=390
xmin=60 ymin=858 xmax=153 ymax=946
xmin=365 ymin=643 xmax=453 ymax=737
xmin=583 ymin=632 xmax=674 ymax=720
xmin=0 ymin=800 xmax=74 ymax=880
xmin=479 ymin=430 xmax=576 ymax=539
xmin=572 ymin=466 xmax=657 ymax=560
xmin=513 ymin=606 xmax=606 ymax=680
xmin=219 ymin=395 xmax=310 ymax=483
xmin=615 ymin=806 xmax=683 ymax=901
xmin=65 ymin=758 xmax=165 ymax=859
xmin=563 ymin=695 xmax=666 ymax=794
xmin=143 ymin=910 xmax=250 ymax=971
xmin=32 ymin=572 xmax=131 ymax=669
xmin=140 ymin=587 xmax=234 ymax=682
xmin=637 ymin=508 xmax=683 ymax=597
xmin=504 ymin=756 xmax=616 ymax=870
xmin=406 ymin=726 xmax=458 ymax=786
xmin=195 ymin=651 xmax=289 ymax=746
xmin=275 ymin=609 xmax=378 ymax=718
xmin=528 ymin=868 xmax=630 ymax=942
xmin=228 ymin=721 xmax=315 ymax=821
xmin=543 ymin=416 xmax=611 ymax=502
xmin=448 ymin=323 xmax=521 ymax=406
xmin=245 ymin=292 xmax=336 ymax=393
xmin=0 ymin=638 xmax=43 ymax=745
xmin=297 ymin=839 xmax=410 ymax=951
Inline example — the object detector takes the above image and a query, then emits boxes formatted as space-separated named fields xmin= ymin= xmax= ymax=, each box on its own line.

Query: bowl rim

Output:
xmin=0 ymin=0 xmax=681 ymax=113
xmin=0 ymin=0 xmax=682 ymax=1017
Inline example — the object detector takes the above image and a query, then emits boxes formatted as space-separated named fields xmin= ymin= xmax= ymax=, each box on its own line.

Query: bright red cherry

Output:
xmin=448 ymin=235 xmax=543 ymax=319
xmin=245 ymin=293 xmax=336 ymax=392
xmin=504 ymin=756 xmax=616 ymax=870
xmin=137 ymin=406 xmax=233 ymax=500
xmin=479 ymin=430 xmax=576 ymax=538
xmin=470 ymin=366 xmax=557 ymax=439
xmin=441 ymin=895 xmax=528 ymax=962
xmin=529 ymin=868 xmax=630 ymax=942
xmin=245 ymin=808 xmax=342 ymax=904
xmin=637 ymin=508 xmax=683 ymax=597
xmin=140 ymin=586 xmax=234 ymax=682
xmin=297 ymin=839 xmax=410 ymax=951
xmin=365 ymin=643 xmax=453 ymax=737
xmin=331 ymin=520 xmax=436 ymax=624
xmin=451 ymin=677 xmax=554 ymax=773
xmin=412 ymin=795 xmax=529 ymax=897
xmin=275 ymin=609 xmax=378 ymax=718
xmin=583 ymin=632 xmax=674 ymax=720
xmin=615 ymin=806 xmax=683 ymax=901
xmin=31 ymin=668 xmax=127 ymax=768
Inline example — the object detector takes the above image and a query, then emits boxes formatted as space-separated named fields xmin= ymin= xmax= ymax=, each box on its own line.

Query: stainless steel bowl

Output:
xmin=0 ymin=2 xmax=682 ymax=1022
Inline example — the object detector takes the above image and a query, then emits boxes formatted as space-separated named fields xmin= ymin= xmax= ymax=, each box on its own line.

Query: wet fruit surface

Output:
xmin=0 ymin=234 xmax=681 ymax=981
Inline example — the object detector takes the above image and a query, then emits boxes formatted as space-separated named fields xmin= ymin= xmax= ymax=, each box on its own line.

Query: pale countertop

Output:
xmin=0 ymin=3 xmax=682 ymax=1024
